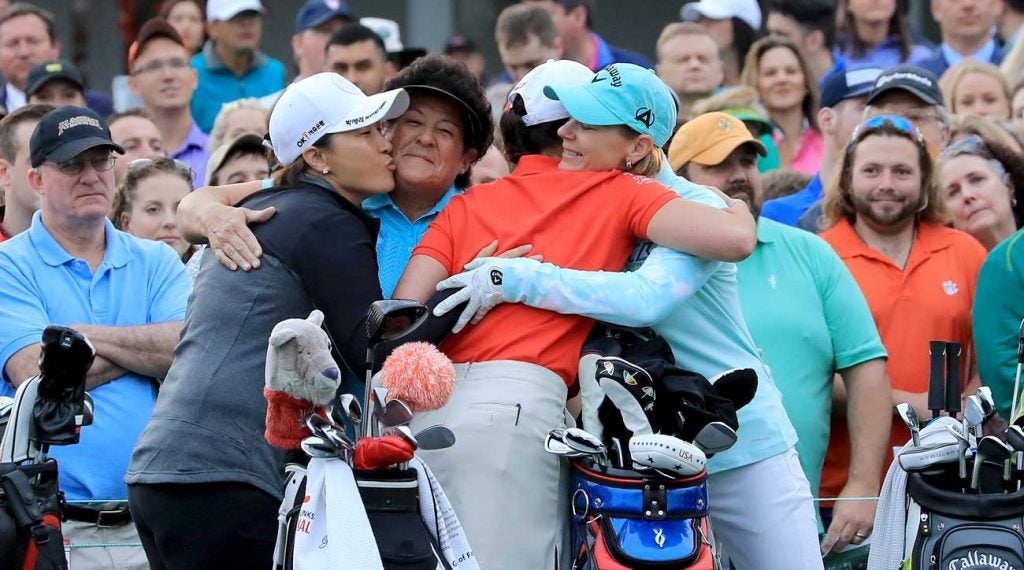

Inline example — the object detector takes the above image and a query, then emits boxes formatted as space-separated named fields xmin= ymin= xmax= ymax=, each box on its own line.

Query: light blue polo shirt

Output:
xmin=500 ymin=161 xmax=797 ymax=473
xmin=737 ymin=217 xmax=886 ymax=500
xmin=363 ymin=185 xmax=461 ymax=298
xmin=190 ymin=41 xmax=286 ymax=133
xmin=0 ymin=212 xmax=190 ymax=501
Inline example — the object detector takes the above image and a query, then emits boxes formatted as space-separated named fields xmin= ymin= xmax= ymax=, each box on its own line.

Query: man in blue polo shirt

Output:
xmin=0 ymin=106 xmax=190 ymax=568
xmin=191 ymin=0 xmax=286 ymax=133
xmin=761 ymin=66 xmax=881 ymax=227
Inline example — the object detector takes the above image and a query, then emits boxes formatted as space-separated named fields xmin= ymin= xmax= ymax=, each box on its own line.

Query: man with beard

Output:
xmin=817 ymin=115 xmax=986 ymax=521
xmin=669 ymin=112 xmax=891 ymax=555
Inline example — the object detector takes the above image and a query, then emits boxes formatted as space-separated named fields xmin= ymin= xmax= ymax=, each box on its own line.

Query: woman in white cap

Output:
xmin=124 ymin=73 xmax=409 ymax=569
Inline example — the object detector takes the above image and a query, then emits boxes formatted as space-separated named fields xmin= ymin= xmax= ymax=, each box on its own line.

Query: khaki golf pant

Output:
xmin=408 ymin=360 xmax=570 ymax=570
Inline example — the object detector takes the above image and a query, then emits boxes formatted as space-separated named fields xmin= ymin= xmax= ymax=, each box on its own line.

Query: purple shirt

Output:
xmin=836 ymin=35 xmax=933 ymax=70
xmin=169 ymin=121 xmax=210 ymax=187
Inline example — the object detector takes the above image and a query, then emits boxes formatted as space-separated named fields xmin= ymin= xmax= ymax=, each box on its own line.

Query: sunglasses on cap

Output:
xmin=849 ymin=114 xmax=926 ymax=147
xmin=126 ymin=157 xmax=193 ymax=177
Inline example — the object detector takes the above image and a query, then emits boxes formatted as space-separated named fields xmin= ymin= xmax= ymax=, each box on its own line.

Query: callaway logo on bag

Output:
xmin=947 ymin=550 xmax=1018 ymax=569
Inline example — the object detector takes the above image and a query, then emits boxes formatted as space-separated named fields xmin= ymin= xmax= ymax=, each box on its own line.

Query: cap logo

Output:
xmin=57 ymin=115 xmax=100 ymax=136
xmin=345 ymin=100 xmax=387 ymax=126
xmin=635 ymin=107 xmax=654 ymax=128
xmin=45 ymin=63 xmax=63 ymax=72
xmin=296 ymin=119 xmax=326 ymax=148
xmin=326 ymin=0 xmax=341 ymax=8
xmin=593 ymin=65 xmax=622 ymax=88
xmin=718 ymin=118 xmax=734 ymax=131
xmin=876 ymin=71 xmax=933 ymax=89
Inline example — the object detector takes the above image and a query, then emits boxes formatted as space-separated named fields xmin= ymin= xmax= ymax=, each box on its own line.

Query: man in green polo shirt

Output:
xmin=974 ymin=229 xmax=1024 ymax=421
xmin=669 ymin=112 xmax=891 ymax=554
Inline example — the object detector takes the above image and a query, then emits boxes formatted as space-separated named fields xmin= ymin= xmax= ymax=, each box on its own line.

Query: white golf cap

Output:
xmin=507 ymin=59 xmax=594 ymax=126
xmin=207 ymin=0 xmax=265 ymax=22
xmin=360 ymin=17 xmax=404 ymax=52
xmin=268 ymin=72 xmax=409 ymax=166
xmin=681 ymin=0 xmax=762 ymax=32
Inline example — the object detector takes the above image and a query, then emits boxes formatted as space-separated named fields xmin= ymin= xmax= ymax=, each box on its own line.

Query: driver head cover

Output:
xmin=630 ymin=433 xmax=707 ymax=477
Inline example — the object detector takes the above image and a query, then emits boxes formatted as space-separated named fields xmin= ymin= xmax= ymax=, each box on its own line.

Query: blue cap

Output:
xmin=543 ymin=64 xmax=677 ymax=147
xmin=819 ymin=67 xmax=883 ymax=109
xmin=295 ymin=0 xmax=352 ymax=32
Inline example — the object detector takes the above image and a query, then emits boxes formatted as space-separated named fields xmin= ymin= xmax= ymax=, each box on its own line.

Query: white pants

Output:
xmin=64 ymin=519 xmax=149 ymax=569
xmin=708 ymin=448 xmax=823 ymax=570
xmin=408 ymin=360 xmax=569 ymax=570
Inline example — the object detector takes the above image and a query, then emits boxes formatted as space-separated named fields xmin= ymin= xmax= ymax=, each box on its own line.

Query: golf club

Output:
xmin=364 ymin=300 xmax=429 ymax=438
xmin=301 ymin=435 xmax=340 ymax=459
xmin=413 ymin=425 xmax=456 ymax=451
xmin=1005 ymin=425 xmax=1024 ymax=488
xmin=897 ymin=403 xmax=921 ymax=447
xmin=965 ymin=395 xmax=988 ymax=442
xmin=609 ymin=437 xmax=625 ymax=470
xmin=544 ymin=433 xmax=587 ymax=458
xmin=976 ymin=386 xmax=994 ymax=417
xmin=630 ymin=433 xmax=707 ymax=477
xmin=947 ymin=424 xmax=972 ymax=484
xmin=973 ymin=436 xmax=1013 ymax=491
xmin=693 ymin=421 xmax=738 ymax=455
xmin=898 ymin=441 xmax=961 ymax=473
xmin=561 ymin=428 xmax=608 ymax=466
xmin=378 ymin=399 xmax=414 ymax=429
xmin=929 ymin=341 xmax=947 ymax=419
xmin=945 ymin=343 xmax=962 ymax=417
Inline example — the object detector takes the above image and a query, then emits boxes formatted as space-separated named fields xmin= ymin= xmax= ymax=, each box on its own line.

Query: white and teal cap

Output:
xmin=543 ymin=63 xmax=677 ymax=147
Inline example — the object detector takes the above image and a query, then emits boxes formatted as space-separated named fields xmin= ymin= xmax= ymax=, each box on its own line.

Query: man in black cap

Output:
xmin=25 ymin=60 xmax=86 ymax=108
xmin=796 ymin=64 xmax=950 ymax=232
xmin=0 ymin=106 xmax=190 ymax=568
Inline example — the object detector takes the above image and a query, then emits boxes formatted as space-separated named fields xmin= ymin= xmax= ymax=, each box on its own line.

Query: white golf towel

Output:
xmin=411 ymin=456 xmax=480 ymax=570
xmin=293 ymin=457 xmax=384 ymax=570
xmin=868 ymin=416 xmax=959 ymax=570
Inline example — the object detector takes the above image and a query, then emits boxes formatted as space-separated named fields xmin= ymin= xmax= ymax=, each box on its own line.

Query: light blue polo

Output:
xmin=736 ymin=217 xmax=887 ymax=500
xmin=0 ymin=212 xmax=190 ymax=501
xmin=363 ymin=185 xmax=461 ymax=298
xmin=191 ymin=41 xmax=286 ymax=133
xmin=500 ymin=160 xmax=798 ymax=473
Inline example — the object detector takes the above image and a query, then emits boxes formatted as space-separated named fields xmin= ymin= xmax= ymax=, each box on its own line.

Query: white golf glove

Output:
xmin=434 ymin=257 xmax=507 ymax=333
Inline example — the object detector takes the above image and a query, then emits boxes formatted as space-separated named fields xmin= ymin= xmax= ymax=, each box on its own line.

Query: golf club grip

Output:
xmin=370 ymin=289 xmax=463 ymax=373
xmin=928 ymin=340 xmax=946 ymax=414
xmin=945 ymin=342 xmax=961 ymax=414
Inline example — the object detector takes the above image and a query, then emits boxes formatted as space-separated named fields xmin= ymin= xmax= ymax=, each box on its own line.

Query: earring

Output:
xmin=625 ymin=159 xmax=633 ymax=170
xmin=322 ymin=168 xmax=329 ymax=174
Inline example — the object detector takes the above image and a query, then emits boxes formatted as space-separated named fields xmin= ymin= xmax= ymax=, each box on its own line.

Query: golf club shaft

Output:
xmin=1012 ymin=318 xmax=1024 ymax=424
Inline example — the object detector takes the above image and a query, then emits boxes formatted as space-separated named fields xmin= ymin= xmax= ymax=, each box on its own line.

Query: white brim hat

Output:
xmin=506 ymin=59 xmax=594 ymax=126
xmin=269 ymin=72 xmax=409 ymax=166
xmin=681 ymin=0 xmax=762 ymax=32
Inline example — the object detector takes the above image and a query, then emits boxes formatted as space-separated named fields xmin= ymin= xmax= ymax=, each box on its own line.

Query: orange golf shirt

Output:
xmin=818 ymin=218 xmax=986 ymax=503
xmin=414 ymin=155 xmax=677 ymax=384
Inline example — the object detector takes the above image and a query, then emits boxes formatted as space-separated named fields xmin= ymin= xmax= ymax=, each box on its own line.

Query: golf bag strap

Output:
xmin=273 ymin=464 xmax=306 ymax=570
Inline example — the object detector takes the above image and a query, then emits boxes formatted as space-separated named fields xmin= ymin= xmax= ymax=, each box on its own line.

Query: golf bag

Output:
xmin=570 ymin=460 xmax=717 ymax=569
xmin=903 ymin=472 xmax=1024 ymax=569
xmin=0 ymin=325 xmax=96 ymax=570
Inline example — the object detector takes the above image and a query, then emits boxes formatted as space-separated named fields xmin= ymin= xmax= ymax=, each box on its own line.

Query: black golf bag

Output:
xmin=904 ymin=472 xmax=1024 ymax=569
xmin=273 ymin=460 xmax=452 ymax=570
xmin=0 ymin=325 xmax=95 ymax=570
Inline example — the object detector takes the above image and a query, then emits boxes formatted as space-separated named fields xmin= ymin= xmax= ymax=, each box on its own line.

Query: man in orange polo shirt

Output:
xmin=817 ymin=114 xmax=985 ymax=530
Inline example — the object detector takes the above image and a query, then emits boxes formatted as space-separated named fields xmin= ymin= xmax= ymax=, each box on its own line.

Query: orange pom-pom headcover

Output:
xmin=379 ymin=342 xmax=456 ymax=412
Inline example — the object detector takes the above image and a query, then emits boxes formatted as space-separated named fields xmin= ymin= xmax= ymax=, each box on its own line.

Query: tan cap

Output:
xmin=205 ymin=132 xmax=266 ymax=185
xmin=668 ymin=112 xmax=767 ymax=172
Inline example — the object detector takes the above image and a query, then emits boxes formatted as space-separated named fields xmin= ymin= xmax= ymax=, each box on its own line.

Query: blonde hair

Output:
xmin=740 ymin=37 xmax=819 ymax=130
xmin=941 ymin=60 xmax=1012 ymax=118
xmin=948 ymin=114 xmax=1023 ymax=154
xmin=656 ymin=22 xmax=718 ymax=59
xmin=208 ymin=98 xmax=268 ymax=151
xmin=822 ymin=119 xmax=947 ymax=229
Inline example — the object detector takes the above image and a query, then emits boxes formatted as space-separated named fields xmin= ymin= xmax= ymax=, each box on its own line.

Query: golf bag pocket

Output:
xmin=570 ymin=461 xmax=714 ymax=569
xmin=356 ymin=468 xmax=450 ymax=570
xmin=0 ymin=461 xmax=67 ymax=570
xmin=906 ymin=473 xmax=1024 ymax=570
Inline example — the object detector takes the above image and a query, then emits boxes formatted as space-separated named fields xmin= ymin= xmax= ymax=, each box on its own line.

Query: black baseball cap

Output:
xmin=25 ymin=61 xmax=84 ymax=99
xmin=30 ymin=106 xmax=125 ymax=168
xmin=867 ymin=64 xmax=944 ymax=107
